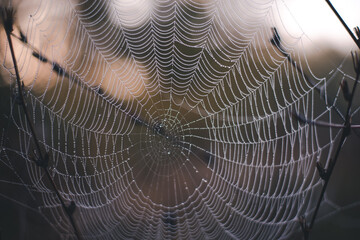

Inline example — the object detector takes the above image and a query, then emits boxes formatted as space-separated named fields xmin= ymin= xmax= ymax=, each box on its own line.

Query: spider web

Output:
xmin=0 ymin=0 xmax=360 ymax=239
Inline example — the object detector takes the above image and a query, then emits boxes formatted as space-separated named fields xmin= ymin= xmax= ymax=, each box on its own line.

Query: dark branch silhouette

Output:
xmin=1 ymin=7 xmax=82 ymax=240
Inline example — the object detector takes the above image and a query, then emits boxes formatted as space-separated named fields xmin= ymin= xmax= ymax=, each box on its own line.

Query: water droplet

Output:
xmin=168 ymin=151 xmax=171 ymax=154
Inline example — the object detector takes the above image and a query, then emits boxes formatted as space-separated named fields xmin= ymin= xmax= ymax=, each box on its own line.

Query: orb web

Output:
xmin=0 ymin=0 xmax=359 ymax=239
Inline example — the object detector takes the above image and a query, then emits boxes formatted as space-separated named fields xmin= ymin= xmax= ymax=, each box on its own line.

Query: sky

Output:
xmin=279 ymin=0 xmax=360 ymax=51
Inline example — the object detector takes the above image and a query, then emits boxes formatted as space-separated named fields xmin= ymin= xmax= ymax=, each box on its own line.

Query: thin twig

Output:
xmin=270 ymin=27 xmax=344 ymax=119
xmin=301 ymin=1 xmax=360 ymax=237
xmin=301 ymin=52 xmax=360 ymax=240
xmin=288 ymin=1 xmax=360 ymax=238
xmin=10 ymin=30 xmax=157 ymax=131
xmin=325 ymin=0 xmax=360 ymax=49
xmin=270 ymin=27 xmax=319 ymax=90
xmin=292 ymin=112 xmax=360 ymax=129
xmin=1 ymin=8 xmax=82 ymax=240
